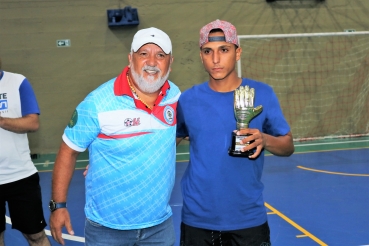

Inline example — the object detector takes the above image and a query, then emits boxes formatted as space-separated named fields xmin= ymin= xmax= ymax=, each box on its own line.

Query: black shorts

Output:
xmin=180 ymin=221 xmax=271 ymax=246
xmin=0 ymin=172 xmax=47 ymax=234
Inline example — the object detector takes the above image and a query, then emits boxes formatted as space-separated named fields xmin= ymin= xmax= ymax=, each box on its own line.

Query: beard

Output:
xmin=130 ymin=64 xmax=170 ymax=93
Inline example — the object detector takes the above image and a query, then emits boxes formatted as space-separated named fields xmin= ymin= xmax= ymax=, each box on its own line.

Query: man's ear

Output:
xmin=236 ymin=47 xmax=242 ymax=61
xmin=170 ymin=56 xmax=174 ymax=66
xmin=199 ymin=51 xmax=204 ymax=64
xmin=128 ymin=53 xmax=132 ymax=67
xmin=170 ymin=56 xmax=174 ymax=72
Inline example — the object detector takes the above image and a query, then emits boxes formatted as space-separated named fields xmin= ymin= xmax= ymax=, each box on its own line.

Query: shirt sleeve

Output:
xmin=262 ymin=88 xmax=290 ymax=136
xmin=63 ymin=96 xmax=100 ymax=152
xmin=19 ymin=78 xmax=40 ymax=116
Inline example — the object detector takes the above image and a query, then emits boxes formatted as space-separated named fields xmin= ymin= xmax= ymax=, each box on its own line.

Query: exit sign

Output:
xmin=56 ymin=39 xmax=71 ymax=47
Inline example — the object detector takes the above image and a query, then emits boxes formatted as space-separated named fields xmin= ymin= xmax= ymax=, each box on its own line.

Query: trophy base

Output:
xmin=228 ymin=149 xmax=253 ymax=157
xmin=228 ymin=133 xmax=254 ymax=157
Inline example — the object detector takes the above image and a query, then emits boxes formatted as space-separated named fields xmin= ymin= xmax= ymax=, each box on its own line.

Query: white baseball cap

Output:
xmin=131 ymin=27 xmax=172 ymax=54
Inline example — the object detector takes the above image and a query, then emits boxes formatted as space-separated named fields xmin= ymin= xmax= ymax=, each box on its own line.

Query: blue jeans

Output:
xmin=85 ymin=216 xmax=175 ymax=246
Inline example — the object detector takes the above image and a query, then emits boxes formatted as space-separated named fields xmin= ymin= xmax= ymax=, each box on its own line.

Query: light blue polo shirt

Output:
xmin=63 ymin=66 xmax=180 ymax=229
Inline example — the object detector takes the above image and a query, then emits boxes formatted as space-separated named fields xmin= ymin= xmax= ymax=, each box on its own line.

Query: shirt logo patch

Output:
xmin=164 ymin=106 xmax=174 ymax=124
xmin=0 ymin=100 xmax=8 ymax=110
xmin=68 ymin=110 xmax=78 ymax=128
xmin=124 ymin=118 xmax=140 ymax=127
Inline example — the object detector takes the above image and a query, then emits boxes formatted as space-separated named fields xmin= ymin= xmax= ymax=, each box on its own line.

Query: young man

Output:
xmin=176 ymin=20 xmax=294 ymax=245
xmin=49 ymin=27 xmax=180 ymax=246
xmin=0 ymin=58 xmax=51 ymax=245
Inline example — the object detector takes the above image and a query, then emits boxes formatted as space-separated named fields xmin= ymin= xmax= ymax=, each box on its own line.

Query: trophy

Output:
xmin=228 ymin=85 xmax=263 ymax=157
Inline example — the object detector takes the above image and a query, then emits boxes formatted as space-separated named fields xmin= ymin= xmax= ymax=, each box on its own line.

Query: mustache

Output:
xmin=142 ymin=65 xmax=161 ymax=73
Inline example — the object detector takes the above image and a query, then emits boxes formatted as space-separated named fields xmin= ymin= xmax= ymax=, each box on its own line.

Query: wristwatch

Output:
xmin=49 ymin=200 xmax=67 ymax=212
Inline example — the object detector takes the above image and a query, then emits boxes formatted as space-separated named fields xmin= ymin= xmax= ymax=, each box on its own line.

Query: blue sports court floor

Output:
xmin=4 ymin=137 xmax=369 ymax=246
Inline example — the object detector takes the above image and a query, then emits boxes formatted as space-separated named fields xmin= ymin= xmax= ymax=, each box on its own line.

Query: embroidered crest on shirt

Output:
xmin=68 ymin=110 xmax=78 ymax=128
xmin=163 ymin=106 xmax=174 ymax=124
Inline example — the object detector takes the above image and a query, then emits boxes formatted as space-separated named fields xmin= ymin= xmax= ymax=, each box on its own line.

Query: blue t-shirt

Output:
xmin=176 ymin=78 xmax=290 ymax=231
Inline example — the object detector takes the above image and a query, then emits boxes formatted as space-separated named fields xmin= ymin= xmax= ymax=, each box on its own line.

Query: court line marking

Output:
xmin=34 ymin=153 xmax=192 ymax=165
xmin=297 ymin=234 xmax=309 ymax=238
xmin=32 ymin=139 xmax=369 ymax=166
xmin=297 ymin=166 xmax=369 ymax=177
xmin=34 ymin=159 xmax=87 ymax=166
xmin=265 ymin=202 xmax=328 ymax=246
xmin=176 ymin=139 xmax=369 ymax=156
xmin=294 ymin=139 xmax=369 ymax=147
xmin=5 ymin=215 xmax=85 ymax=243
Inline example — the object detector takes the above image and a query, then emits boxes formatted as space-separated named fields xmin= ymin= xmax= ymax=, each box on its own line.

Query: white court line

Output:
xmin=176 ymin=139 xmax=369 ymax=157
xmin=5 ymin=215 xmax=85 ymax=242
xmin=33 ymin=139 xmax=369 ymax=166
xmin=34 ymin=152 xmax=191 ymax=165
xmin=294 ymin=139 xmax=369 ymax=147
xmin=34 ymin=159 xmax=87 ymax=166
xmin=34 ymin=154 xmax=189 ymax=165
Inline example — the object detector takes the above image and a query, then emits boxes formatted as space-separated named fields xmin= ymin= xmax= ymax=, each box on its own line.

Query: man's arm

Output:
xmin=262 ymin=131 xmax=294 ymax=156
xmin=0 ymin=113 xmax=39 ymax=133
xmin=237 ymin=129 xmax=294 ymax=158
xmin=50 ymin=141 xmax=80 ymax=245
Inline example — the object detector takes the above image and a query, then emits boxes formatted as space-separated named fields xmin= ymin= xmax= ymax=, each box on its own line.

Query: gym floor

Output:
xmin=4 ymin=137 xmax=369 ymax=246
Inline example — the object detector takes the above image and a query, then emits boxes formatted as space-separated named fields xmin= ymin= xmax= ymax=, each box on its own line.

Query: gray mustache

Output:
xmin=142 ymin=65 xmax=161 ymax=73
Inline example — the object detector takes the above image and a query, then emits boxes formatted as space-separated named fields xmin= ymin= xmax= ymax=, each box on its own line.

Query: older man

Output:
xmin=49 ymin=27 xmax=180 ymax=246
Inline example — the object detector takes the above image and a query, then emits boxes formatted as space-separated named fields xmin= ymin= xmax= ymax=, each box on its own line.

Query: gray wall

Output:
xmin=1 ymin=0 xmax=368 ymax=153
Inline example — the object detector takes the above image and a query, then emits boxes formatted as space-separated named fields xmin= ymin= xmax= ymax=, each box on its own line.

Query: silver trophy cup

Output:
xmin=228 ymin=85 xmax=263 ymax=157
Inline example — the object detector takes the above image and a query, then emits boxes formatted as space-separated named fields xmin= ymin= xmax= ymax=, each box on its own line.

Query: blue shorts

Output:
xmin=0 ymin=173 xmax=47 ymax=234
xmin=85 ymin=216 xmax=175 ymax=246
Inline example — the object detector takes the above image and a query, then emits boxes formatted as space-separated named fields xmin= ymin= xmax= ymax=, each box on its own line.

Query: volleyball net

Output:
xmin=237 ymin=31 xmax=369 ymax=141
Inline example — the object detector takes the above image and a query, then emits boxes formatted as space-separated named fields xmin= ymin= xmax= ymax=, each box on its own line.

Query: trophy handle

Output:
xmin=253 ymin=105 xmax=263 ymax=117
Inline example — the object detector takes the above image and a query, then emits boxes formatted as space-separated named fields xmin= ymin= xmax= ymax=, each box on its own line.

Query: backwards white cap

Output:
xmin=131 ymin=27 xmax=172 ymax=54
